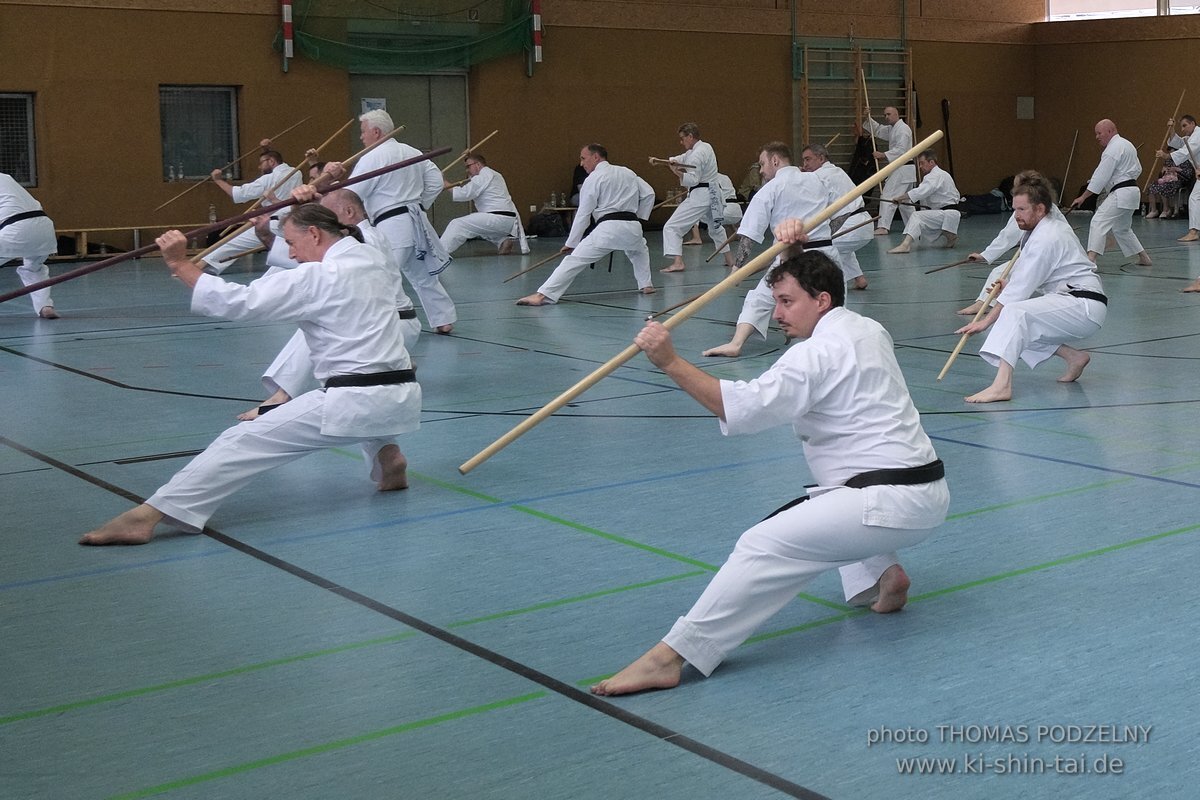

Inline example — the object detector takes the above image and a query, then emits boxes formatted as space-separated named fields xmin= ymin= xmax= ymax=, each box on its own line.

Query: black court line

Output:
xmin=0 ymin=344 xmax=261 ymax=403
xmin=0 ymin=434 xmax=830 ymax=800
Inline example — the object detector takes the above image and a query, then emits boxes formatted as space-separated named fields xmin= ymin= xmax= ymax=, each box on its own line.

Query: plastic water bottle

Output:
xmin=168 ymin=165 xmax=176 ymax=181
xmin=208 ymin=204 xmax=217 ymax=224
xmin=550 ymin=192 xmax=558 ymax=207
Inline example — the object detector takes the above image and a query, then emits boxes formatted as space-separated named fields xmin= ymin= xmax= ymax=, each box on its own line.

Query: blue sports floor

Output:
xmin=2 ymin=211 xmax=1198 ymax=798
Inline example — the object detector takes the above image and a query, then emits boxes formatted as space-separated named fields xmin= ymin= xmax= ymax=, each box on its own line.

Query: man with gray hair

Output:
xmin=323 ymin=109 xmax=457 ymax=334
xmin=801 ymin=142 xmax=870 ymax=289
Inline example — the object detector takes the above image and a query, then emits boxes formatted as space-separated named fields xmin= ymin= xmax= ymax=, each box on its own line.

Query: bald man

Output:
xmin=1070 ymin=119 xmax=1151 ymax=267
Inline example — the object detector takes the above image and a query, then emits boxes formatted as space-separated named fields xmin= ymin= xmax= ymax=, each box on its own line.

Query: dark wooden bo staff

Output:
xmin=0 ymin=146 xmax=453 ymax=305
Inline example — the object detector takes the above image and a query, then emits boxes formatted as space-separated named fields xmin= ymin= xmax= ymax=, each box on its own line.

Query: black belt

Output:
xmin=488 ymin=210 xmax=516 ymax=217
xmin=802 ymin=239 xmax=833 ymax=250
xmin=584 ymin=210 xmax=640 ymax=237
xmin=372 ymin=206 xmax=410 ymax=225
xmin=688 ymin=183 xmax=711 ymax=194
xmin=397 ymin=309 xmax=417 ymax=319
xmin=1111 ymin=179 xmax=1138 ymax=191
xmin=324 ymin=368 xmax=416 ymax=389
xmin=761 ymin=459 xmax=945 ymax=521
xmin=0 ymin=209 xmax=47 ymax=231
xmin=1067 ymin=289 xmax=1108 ymax=305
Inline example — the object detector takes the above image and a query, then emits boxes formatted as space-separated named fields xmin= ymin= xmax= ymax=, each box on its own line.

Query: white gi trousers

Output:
xmin=902 ymin=209 xmax=961 ymax=243
xmin=384 ymin=236 xmax=456 ymax=330
xmin=440 ymin=212 xmax=528 ymax=255
xmin=2 ymin=215 xmax=57 ymax=312
xmin=202 ymin=227 xmax=263 ymax=273
xmin=663 ymin=189 xmax=729 ymax=256
xmin=877 ymin=166 xmax=916 ymax=231
xmin=832 ymin=215 xmax=872 ymax=282
xmin=537 ymin=220 xmax=651 ymax=302
xmin=1189 ymin=182 xmax=1200 ymax=231
xmin=146 ymin=389 xmax=400 ymax=532
xmin=1087 ymin=190 xmax=1143 ymax=257
xmin=261 ymin=320 xmax=421 ymax=399
xmin=979 ymin=294 xmax=1106 ymax=369
xmin=662 ymin=485 xmax=941 ymax=676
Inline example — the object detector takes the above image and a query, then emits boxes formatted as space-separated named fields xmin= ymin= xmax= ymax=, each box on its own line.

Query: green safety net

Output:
xmin=278 ymin=0 xmax=533 ymax=73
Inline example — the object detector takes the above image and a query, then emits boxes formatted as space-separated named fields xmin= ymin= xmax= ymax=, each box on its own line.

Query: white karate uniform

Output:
xmin=145 ymin=236 xmax=421 ymax=532
xmin=973 ymin=206 xmax=1067 ymax=304
xmin=1084 ymin=134 xmax=1144 ymax=257
xmin=0 ymin=172 xmax=57 ymax=313
xmin=979 ymin=216 xmax=1107 ymax=370
xmin=813 ymin=161 xmax=871 ymax=283
xmin=1167 ymin=129 xmax=1200 ymax=230
xmin=203 ymin=163 xmax=303 ymax=272
xmin=864 ymin=116 xmax=917 ymax=231
xmin=351 ymin=139 xmax=456 ymax=329
xmin=440 ymin=166 xmax=528 ymax=255
xmin=662 ymin=306 xmax=949 ymax=677
xmin=258 ymin=221 xmax=421 ymax=399
xmin=662 ymin=140 xmax=728 ymax=256
xmin=901 ymin=165 xmax=962 ymax=244
xmin=732 ymin=166 xmax=835 ymax=339
xmin=536 ymin=160 xmax=654 ymax=302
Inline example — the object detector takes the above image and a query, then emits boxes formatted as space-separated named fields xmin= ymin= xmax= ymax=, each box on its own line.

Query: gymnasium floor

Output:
xmin=2 ymin=210 xmax=1197 ymax=799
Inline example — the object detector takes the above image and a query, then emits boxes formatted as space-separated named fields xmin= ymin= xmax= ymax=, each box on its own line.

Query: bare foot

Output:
xmin=702 ymin=342 xmax=742 ymax=357
xmin=498 ymin=238 xmax=515 ymax=256
xmin=640 ymin=286 xmax=657 ymax=295
xmin=871 ymin=565 xmax=911 ymax=613
xmin=38 ymin=306 xmax=60 ymax=319
xmin=79 ymin=504 xmax=163 ymax=546
xmin=1179 ymin=231 xmax=1200 ymax=242
xmin=942 ymin=232 xmax=958 ymax=249
xmin=1137 ymin=252 xmax=1153 ymax=266
xmin=516 ymin=293 xmax=553 ymax=306
xmin=887 ymin=243 xmax=911 ymax=254
xmin=376 ymin=444 xmax=409 ymax=491
xmin=852 ymin=276 xmax=868 ymax=291
xmin=590 ymin=642 xmax=684 ymax=696
xmin=238 ymin=389 xmax=291 ymax=421
xmin=956 ymin=300 xmax=984 ymax=316
xmin=683 ymin=238 xmax=702 ymax=246
xmin=1057 ymin=349 xmax=1091 ymax=383
xmin=661 ymin=262 xmax=686 ymax=273
xmin=965 ymin=386 xmax=1012 ymax=403
xmin=874 ymin=227 xmax=890 ymax=236
xmin=1181 ymin=278 xmax=1200 ymax=293
xmin=435 ymin=324 xmax=454 ymax=335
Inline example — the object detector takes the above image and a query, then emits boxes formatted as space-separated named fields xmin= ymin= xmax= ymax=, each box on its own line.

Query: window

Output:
xmin=1048 ymin=1 xmax=1200 ymax=19
xmin=159 ymin=85 xmax=239 ymax=182
xmin=0 ymin=93 xmax=37 ymax=186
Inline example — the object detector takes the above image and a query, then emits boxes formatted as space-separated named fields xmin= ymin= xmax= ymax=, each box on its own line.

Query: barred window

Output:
xmin=0 ymin=93 xmax=37 ymax=186
xmin=159 ymin=86 xmax=239 ymax=182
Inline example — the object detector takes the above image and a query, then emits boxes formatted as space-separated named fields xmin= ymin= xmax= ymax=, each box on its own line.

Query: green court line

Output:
xmin=2 ymin=570 xmax=704 ymax=726
xmin=945 ymin=476 xmax=1131 ymax=520
xmin=0 ymin=632 xmax=419 ymax=726
xmin=447 ymin=571 xmax=707 ymax=627
xmin=106 ymin=691 xmax=547 ymax=800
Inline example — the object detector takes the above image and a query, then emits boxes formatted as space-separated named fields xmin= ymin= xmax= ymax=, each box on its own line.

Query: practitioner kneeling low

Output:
xmin=80 ymin=204 xmax=421 ymax=545
xmin=592 ymin=247 xmax=949 ymax=696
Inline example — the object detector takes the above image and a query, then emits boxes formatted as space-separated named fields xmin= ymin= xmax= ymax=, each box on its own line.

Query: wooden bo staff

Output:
xmin=218 ymin=245 xmax=267 ymax=263
xmin=1142 ymin=90 xmax=1186 ymax=193
xmin=825 ymin=132 xmax=841 ymax=149
xmin=201 ymin=121 xmax=399 ymax=262
xmin=833 ymin=214 xmax=879 ymax=239
xmin=1062 ymin=129 xmax=1079 ymax=200
xmin=441 ymin=130 xmax=500 ymax=174
xmin=860 ymin=68 xmax=880 ymax=175
xmin=502 ymin=250 xmax=564 ymax=283
xmin=152 ymin=115 xmax=314 ymax=212
xmin=921 ymin=256 xmax=979 ymax=275
xmin=0 ymin=146 xmax=453 ymax=305
xmin=924 ymin=256 xmax=975 ymax=275
xmin=458 ymin=130 xmax=946 ymax=474
xmin=648 ymin=157 xmax=696 ymax=170
xmin=936 ymin=246 xmax=1021 ymax=381
xmin=704 ymin=231 xmax=738 ymax=263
